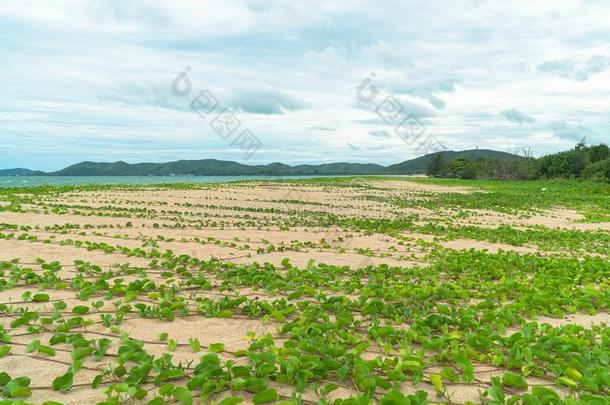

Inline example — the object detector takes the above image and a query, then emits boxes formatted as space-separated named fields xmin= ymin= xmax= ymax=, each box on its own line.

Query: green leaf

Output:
xmin=379 ymin=389 xmax=411 ymax=405
xmin=188 ymin=338 xmax=201 ymax=353
xmin=521 ymin=393 xmax=542 ymax=405
xmin=502 ymin=372 xmax=528 ymax=390
xmin=53 ymin=301 xmax=67 ymax=310
xmin=172 ymin=387 xmax=193 ymax=405
xmin=26 ymin=340 xmax=39 ymax=353
xmin=565 ymin=368 xmax=583 ymax=382
xmin=32 ymin=293 xmax=50 ymax=302
xmin=270 ymin=310 xmax=285 ymax=322
xmin=402 ymin=360 xmax=422 ymax=371
xmin=158 ymin=383 xmax=175 ymax=396
xmin=557 ymin=376 xmax=578 ymax=389
xmin=218 ymin=397 xmax=244 ymax=405
xmin=113 ymin=365 xmax=127 ymax=378
xmin=217 ymin=310 xmax=233 ymax=318
xmin=92 ymin=375 xmax=103 ymax=389
xmin=38 ymin=344 xmax=56 ymax=356
xmin=134 ymin=388 xmax=148 ymax=399
xmin=208 ymin=343 xmax=225 ymax=353
xmin=12 ymin=376 xmax=31 ymax=388
xmin=429 ymin=374 xmax=444 ymax=396
xmin=321 ymin=383 xmax=338 ymax=396
xmin=0 ymin=372 xmax=11 ymax=386
xmin=72 ymin=346 xmax=93 ymax=361
xmin=253 ymin=388 xmax=278 ymax=404
xmin=52 ymin=371 xmax=73 ymax=393
xmin=125 ymin=290 xmax=138 ymax=303
xmin=72 ymin=305 xmax=89 ymax=314
xmin=113 ymin=383 xmax=128 ymax=393
xmin=7 ymin=384 xmax=31 ymax=398
xmin=241 ymin=377 xmax=268 ymax=394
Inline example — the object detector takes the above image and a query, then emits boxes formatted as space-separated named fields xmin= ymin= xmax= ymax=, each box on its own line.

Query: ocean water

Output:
xmin=0 ymin=175 xmax=352 ymax=188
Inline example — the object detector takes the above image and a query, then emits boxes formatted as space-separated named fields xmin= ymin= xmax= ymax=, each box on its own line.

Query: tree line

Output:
xmin=426 ymin=141 xmax=610 ymax=181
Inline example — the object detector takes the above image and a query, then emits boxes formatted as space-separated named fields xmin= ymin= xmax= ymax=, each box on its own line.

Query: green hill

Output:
xmin=45 ymin=159 xmax=387 ymax=176
xmin=0 ymin=149 xmax=522 ymax=177
xmin=0 ymin=168 xmax=36 ymax=176
xmin=384 ymin=149 xmax=521 ymax=174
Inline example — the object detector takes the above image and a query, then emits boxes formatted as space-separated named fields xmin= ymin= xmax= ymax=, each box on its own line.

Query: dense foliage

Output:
xmin=427 ymin=142 xmax=609 ymax=182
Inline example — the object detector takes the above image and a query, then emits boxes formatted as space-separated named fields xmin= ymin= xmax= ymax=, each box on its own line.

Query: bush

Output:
xmin=589 ymin=144 xmax=610 ymax=163
xmin=534 ymin=150 xmax=590 ymax=179
xmin=581 ymin=158 xmax=610 ymax=181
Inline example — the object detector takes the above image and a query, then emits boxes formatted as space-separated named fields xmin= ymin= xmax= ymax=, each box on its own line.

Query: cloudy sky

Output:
xmin=1 ymin=0 xmax=609 ymax=170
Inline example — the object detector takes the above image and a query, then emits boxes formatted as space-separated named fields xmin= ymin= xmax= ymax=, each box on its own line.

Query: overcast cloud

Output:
xmin=1 ymin=0 xmax=609 ymax=170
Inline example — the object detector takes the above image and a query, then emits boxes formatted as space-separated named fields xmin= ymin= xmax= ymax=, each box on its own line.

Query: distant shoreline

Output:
xmin=0 ymin=174 xmax=425 ymax=188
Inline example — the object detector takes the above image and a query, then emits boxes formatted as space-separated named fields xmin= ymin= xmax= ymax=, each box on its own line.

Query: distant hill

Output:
xmin=0 ymin=168 xmax=36 ymax=176
xmin=44 ymin=160 xmax=387 ymax=176
xmin=384 ymin=149 xmax=521 ymax=174
xmin=0 ymin=149 xmax=521 ymax=176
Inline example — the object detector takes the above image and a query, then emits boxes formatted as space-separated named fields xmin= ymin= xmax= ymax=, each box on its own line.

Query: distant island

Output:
xmin=0 ymin=149 xmax=517 ymax=177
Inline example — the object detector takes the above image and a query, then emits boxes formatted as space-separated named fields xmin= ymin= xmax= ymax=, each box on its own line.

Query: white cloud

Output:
xmin=501 ymin=109 xmax=536 ymax=124
xmin=1 ymin=0 xmax=609 ymax=170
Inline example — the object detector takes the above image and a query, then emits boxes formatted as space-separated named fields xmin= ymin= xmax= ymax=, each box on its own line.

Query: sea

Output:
xmin=0 ymin=175 xmax=358 ymax=188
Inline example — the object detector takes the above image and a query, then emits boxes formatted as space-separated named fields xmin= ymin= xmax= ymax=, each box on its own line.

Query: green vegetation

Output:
xmin=535 ymin=142 xmax=609 ymax=180
xmin=427 ymin=142 xmax=609 ymax=182
xmin=384 ymin=150 xmax=520 ymax=175
xmin=0 ymin=177 xmax=607 ymax=404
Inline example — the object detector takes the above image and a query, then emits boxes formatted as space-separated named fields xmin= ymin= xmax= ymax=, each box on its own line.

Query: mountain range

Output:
xmin=0 ymin=149 xmax=520 ymax=176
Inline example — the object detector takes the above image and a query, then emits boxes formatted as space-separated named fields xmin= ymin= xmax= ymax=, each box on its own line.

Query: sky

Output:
xmin=1 ymin=0 xmax=610 ymax=171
